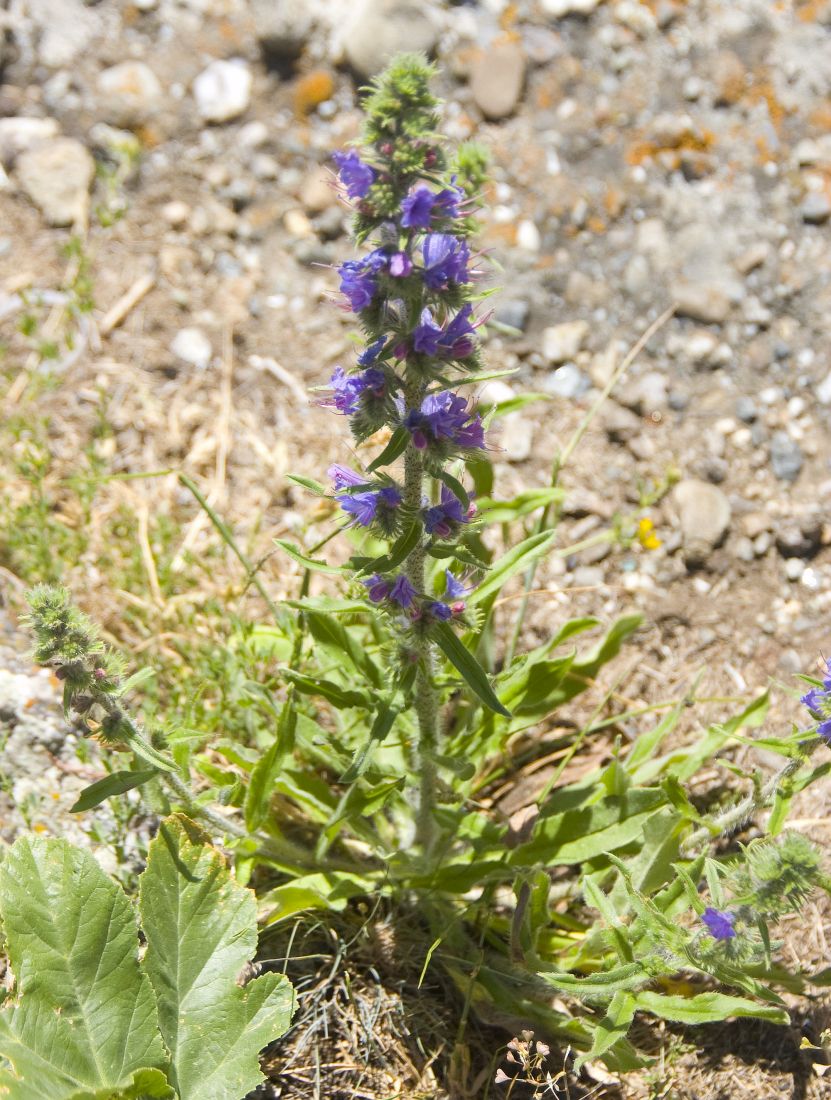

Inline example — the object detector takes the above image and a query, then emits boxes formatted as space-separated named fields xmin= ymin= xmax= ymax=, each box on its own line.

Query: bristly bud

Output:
xmin=731 ymin=831 xmax=828 ymax=920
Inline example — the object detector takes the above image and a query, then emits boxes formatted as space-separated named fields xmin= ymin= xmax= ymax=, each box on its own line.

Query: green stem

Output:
xmin=403 ymin=381 xmax=440 ymax=855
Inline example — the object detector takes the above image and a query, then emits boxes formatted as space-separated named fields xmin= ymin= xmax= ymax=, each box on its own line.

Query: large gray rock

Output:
xmin=30 ymin=0 xmax=103 ymax=67
xmin=341 ymin=0 xmax=440 ymax=80
xmin=673 ymin=479 xmax=731 ymax=567
xmin=16 ymin=137 xmax=94 ymax=226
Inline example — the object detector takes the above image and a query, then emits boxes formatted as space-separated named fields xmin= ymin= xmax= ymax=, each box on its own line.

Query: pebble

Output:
xmin=673 ymin=479 xmax=731 ymax=567
xmin=769 ymin=431 xmax=803 ymax=482
xmin=713 ymin=50 xmax=746 ymax=106
xmin=500 ymin=412 xmax=534 ymax=462
xmin=541 ymin=0 xmax=602 ymax=15
xmin=171 ymin=327 xmax=213 ymax=369
xmin=0 ymin=117 xmax=60 ymax=167
xmin=775 ymin=518 xmax=822 ymax=559
xmin=800 ymin=192 xmax=831 ymax=226
xmin=493 ymin=299 xmax=530 ymax=332
xmin=470 ymin=41 xmax=526 ymax=121
xmin=251 ymin=0 xmax=316 ymax=60
xmin=162 ymin=201 xmax=191 ymax=228
xmin=544 ymin=363 xmax=591 ymax=399
xmin=193 ymin=60 xmax=252 ymax=124
xmin=15 ymin=137 xmax=94 ymax=227
xmin=672 ymin=281 xmax=731 ymax=325
xmin=735 ymin=396 xmax=758 ymax=422
xmin=341 ymin=0 xmax=440 ymax=80
xmin=541 ymin=320 xmax=589 ymax=364
xmin=516 ymin=219 xmax=541 ymax=252
xmin=601 ymin=402 xmax=641 ymax=443
xmin=784 ymin=558 xmax=805 ymax=582
xmin=96 ymin=62 xmax=163 ymax=128
xmin=817 ymin=372 xmax=831 ymax=405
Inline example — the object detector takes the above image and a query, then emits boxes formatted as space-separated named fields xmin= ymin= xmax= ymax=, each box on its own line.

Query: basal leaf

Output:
xmin=244 ymin=689 xmax=297 ymax=832
xmin=476 ymin=488 xmax=564 ymax=526
xmin=632 ymin=990 xmax=789 ymax=1026
xmin=0 ymin=836 xmax=168 ymax=1100
xmin=274 ymin=539 xmax=343 ymax=574
xmin=138 ymin=815 xmax=295 ymax=1100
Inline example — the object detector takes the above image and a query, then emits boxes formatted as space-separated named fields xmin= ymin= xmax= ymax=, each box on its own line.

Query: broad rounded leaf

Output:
xmin=138 ymin=815 xmax=295 ymax=1100
xmin=0 ymin=836 xmax=168 ymax=1100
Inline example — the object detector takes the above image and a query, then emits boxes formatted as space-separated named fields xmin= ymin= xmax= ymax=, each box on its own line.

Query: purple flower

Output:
xmin=428 ymin=601 xmax=453 ymax=621
xmin=702 ymin=907 xmax=736 ymax=941
xmin=363 ymin=574 xmax=391 ymax=603
xmin=801 ymin=661 xmax=831 ymax=742
xmin=326 ymin=367 xmax=387 ymax=416
xmin=423 ymin=485 xmax=470 ymax=538
xmin=400 ymin=183 xmax=463 ymax=228
xmin=338 ymin=486 xmax=402 ymax=527
xmin=444 ymin=570 xmax=470 ymax=601
xmin=802 ymin=687 xmax=825 ymax=714
xmin=333 ymin=150 xmax=376 ymax=200
xmin=390 ymin=574 xmax=417 ymax=608
xmin=421 ymin=233 xmax=470 ymax=289
xmin=328 ymin=464 xmax=365 ymax=491
xmin=405 ymin=391 xmax=485 ymax=453
xmin=411 ymin=305 xmax=478 ymax=360
xmin=358 ymin=337 xmax=386 ymax=366
xmin=389 ymin=251 xmax=413 ymax=277
xmin=338 ymin=249 xmax=387 ymax=312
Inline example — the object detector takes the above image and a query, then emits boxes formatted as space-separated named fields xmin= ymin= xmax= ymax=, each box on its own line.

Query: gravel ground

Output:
xmin=2 ymin=0 xmax=831 ymax=1096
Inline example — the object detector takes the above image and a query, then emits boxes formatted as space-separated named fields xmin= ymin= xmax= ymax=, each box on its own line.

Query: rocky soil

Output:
xmin=2 ymin=0 xmax=831 ymax=1097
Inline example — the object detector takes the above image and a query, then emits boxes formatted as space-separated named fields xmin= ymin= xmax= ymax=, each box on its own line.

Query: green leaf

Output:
xmin=303 ymin=609 xmax=381 ymax=685
xmin=432 ymin=621 xmax=511 ymax=717
xmin=466 ymin=530 xmax=557 ymax=607
xmin=286 ymin=473 xmax=328 ymax=496
xmin=476 ymin=488 xmax=564 ymax=525
xmin=632 ymin=990 xmax=789 ymax=1027
xmin=352 ymin=521 xmax=421 ymax=576
xmin=573 ymin=991 xmax=636 ymax=1071
xmin=116 ymin=667 xmax=156 ymax=696
xmin=367 ymin=425 xmax=409 ymax=472
xmin=436 ymin=468 xmax=470 ymax=505
xmin=64 ymin=1069 xmax=175 ymax=1099
xmin=340 ymin=703 xmax=400 ymax=783
xmin=274 ymin=539 xmax=343 ymax=574
xmin=260 ymin=871 xmax=370 ymax=924
xmin=69 ymin=768 xmax=158 ymax=813
xmin=138 ymin=815 xmax=295 ymax=1100
xmin=0 ymin=836 xmax=168 ymax=1099
xmin=244 ymin=690 xmax=297 ymax=831
xmin=282 ymin=668 xmax=371 ymax=710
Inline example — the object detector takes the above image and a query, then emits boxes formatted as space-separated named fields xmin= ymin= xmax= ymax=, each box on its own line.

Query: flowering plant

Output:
xmin=17 ymin=54 xmax=831 ymax=1089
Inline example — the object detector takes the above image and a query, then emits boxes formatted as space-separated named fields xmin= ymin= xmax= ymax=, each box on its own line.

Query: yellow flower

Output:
xmin=637 ymin=517 xmax=661 ymax=551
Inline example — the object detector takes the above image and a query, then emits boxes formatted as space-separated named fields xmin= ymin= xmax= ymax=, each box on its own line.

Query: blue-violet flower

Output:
xmin=333 ymin=150 xmax=376 ymax=201
xmin=701 ymin=907 xmax=737 ymax=941
xmin=400 ymin=183 xmax=463 ymax=228
xmin=421 ymin=233 xmax=470 ymax=289
xmin=423 ymin=485 xmax=472 ymax=538
xmin=801 ymin=658 xmax=831 ymax=741
xmin=405 ymin=390 xmax=485 ymax=453
xmin=327 ymin=367 xmax=386 ymax=416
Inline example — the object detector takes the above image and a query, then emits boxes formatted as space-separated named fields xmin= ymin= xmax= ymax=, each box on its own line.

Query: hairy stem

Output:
xmin=403 ymin=382 xmax=441 ymax=854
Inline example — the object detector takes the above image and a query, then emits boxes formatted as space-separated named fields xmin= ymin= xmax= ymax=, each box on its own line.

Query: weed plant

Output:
xmin=5 ymin=53 xmax=831 ymax=1097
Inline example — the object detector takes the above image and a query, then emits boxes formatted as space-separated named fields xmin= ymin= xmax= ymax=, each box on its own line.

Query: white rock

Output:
xmin=238 ymin=120 xmax=269 ymax=149
xmin=541 ymin=0 xmax=602 ymax=15
xmin=614 ymin=0 xmax=655 ymax=34
xmin=340 ymin=0 xmax=440 ymax=80
xmin=15 ymin=138 xmax=94 ymax=227
xmin=817 ymin=371 xmax=831 ymax=405
xmin=541 ymin=320 xmax=589 ymax=364
xmin=785 ymin=557 xmax=805 ymax=582
xmin=477 ymin=379 xmax=515 ymax=406
xmin=97 ymin=62 xmax=163 ymax=128
xmin=0 ymin=117 xmax=60 ymax=168
xmin=162 ymin=201 xmax=191 ymax=227
xmin=193 ymin=60 xmax=252 ymax=123
xmin=501 ymin=411 xmax=534 ymax=462
xmin=171 ymin=328 xmax=213 ymax=369
xmin=673 ymin=479 xmax=731 ymax=566
xmin=516 ymin=219 xmax=541 ymax=252
xmin=33 ymin=0 xmax=102 ymax=67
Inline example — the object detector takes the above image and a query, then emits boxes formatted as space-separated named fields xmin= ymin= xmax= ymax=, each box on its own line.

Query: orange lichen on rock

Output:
xmin=625 ymin=127 xmax=715 ymax=169
xmin=294 ymin=70 xmax=335 ymax=117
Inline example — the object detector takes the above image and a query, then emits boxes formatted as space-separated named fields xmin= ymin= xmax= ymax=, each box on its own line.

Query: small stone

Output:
xmin=16 ymin=137 xmax=94 ymax=227
xmin=735 ymin=396 xmax=758 ymax=422
xmin=817 ymin=372 xmax=831 ymax=405
xmin=341 ymin=0 xmax=440 ymax=80
xmin=96 ymin=62 xmax=163 ymax=128
xmin=294 ymin=70 xmax=335 ymax=116
xmin=494 ymin=299 xmax=530 ymax=332
xmin=238 ymin=121 xmax=270 ymax=149
xmin=614 ymin=0 xmax=656 ymax=35
xmin=713 ymin=50 xmax=746 ymax=106
xmin=754 ymin=532 xmax=772 ymax=556
xmin=672 ymin=281 xmax=730 ymax=324
xmin=601 ymin=402 xmax=641 ymax=443
xmin=501 ymin=412 xmax=534 ymax=462
xmin=673 ymin=479 xmax=731 ymax=567
xmin=313 ymin=206 xmax=345 ymax=241
xmin=478 ymin=380 xmax=515 ymax=407
xmin=800 ymin=192 xmax=831 ymax=226
xmin=284 ymin=208 xmax=314 ymax=237
xmin=171 ymin=328 xmax=212 ymax=369
xmin=734 ymin=242 xmax=770 ymax=274
xmin=193 ymin=60 xmax=252 ymax=124
xmin=301 ymin=170 xmax=336 ymax=214
xmin=545 ymin=363 xmax=590 ymax=399
xmin=516 ymin=218 xmax=541 ymax=252
xmin=784 ymin=558 xmax=805 ymax=582
xmin=470 ymin=41 xmax=526 ymax=121
xmin=162 ymin=201 xmax=190 ymax=227
xmin=775 ymin=518 xmax=822 ymax=559
xmin=769 ymin=431 xmax=803 ymax=482
xmin=541 ymin=319 xmax=589 ymax=364
xmin=735 ymin=537 xmax=755 ymax=563
xmin=541 ymin=0 xmax=601 ymax=15
xmin=0 ymin=117 xmax=60 ymax=167
xmin=251 ymin=0 xmax=315 ymax=60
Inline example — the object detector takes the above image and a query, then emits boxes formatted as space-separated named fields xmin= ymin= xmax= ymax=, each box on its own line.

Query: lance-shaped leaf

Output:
xmin=0 ymin=836 xmax=169 ymax=1100
xmin=138 ymin=815 xmax=295 ymax=1100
